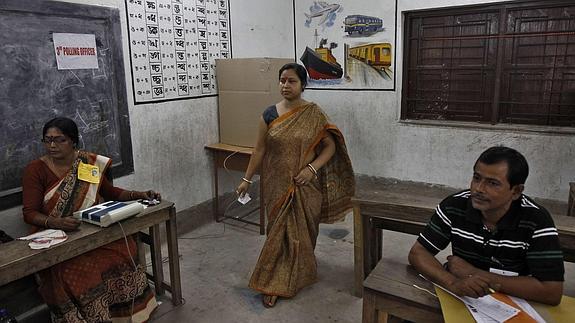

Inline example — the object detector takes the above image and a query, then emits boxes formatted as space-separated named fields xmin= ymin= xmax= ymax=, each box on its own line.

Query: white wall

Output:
xmin=232 ymin=0 xmax=574 ymax=201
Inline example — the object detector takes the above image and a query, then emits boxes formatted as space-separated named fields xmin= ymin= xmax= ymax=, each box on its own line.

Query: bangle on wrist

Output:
xmin=307 ymin=163 xmax=318 ymax=176
xmin=44 ymin=217 xmax=50 ymax=228
xmin=242 ymin=177 xmax=253 ymax=184
xmin=129 ymin=190 xmax=135 ymax=200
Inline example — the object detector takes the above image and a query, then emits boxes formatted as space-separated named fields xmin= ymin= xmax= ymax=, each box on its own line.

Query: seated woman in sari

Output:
xmin=22 ymin=117 xmax=161 ymax=323
xmin=236 ymin=63 xmax=355 ymax=308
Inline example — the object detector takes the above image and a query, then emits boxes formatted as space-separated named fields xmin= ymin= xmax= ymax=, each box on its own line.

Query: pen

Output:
xmin=488 ymin=288 xmax=496 ymax=294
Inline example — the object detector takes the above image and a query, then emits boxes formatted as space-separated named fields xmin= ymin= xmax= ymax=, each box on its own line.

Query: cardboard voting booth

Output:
xmin=216 ymin=58 xmax=293 ymax=147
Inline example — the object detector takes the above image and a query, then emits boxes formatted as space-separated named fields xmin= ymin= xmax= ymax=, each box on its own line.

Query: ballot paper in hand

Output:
xmin=238 ymin=193 xmax=251 ymax=205
xmin=18 ymin=229 xmax=68 ymax=249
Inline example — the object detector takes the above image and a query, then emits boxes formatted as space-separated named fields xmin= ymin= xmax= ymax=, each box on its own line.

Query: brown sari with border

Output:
xmin=36 ymin=151 xmax=157 ymax=323
xmin=248 ymin=102 xmax=355 ymax=298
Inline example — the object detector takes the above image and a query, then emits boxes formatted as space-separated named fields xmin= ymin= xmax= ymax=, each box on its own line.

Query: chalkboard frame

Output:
xmin=0 ymin=0 xmax=133 ymax=210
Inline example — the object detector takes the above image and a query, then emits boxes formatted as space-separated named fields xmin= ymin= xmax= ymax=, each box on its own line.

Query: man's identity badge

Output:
xmin=489 ymin=267 xmax=518 ymax=277
xmin=78 ymin=162 xmax=100 ymax=183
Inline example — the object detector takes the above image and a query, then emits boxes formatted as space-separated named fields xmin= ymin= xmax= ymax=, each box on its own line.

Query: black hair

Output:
xmin=278 ymin=63 xmax=308 ymax=91
xmin=42 ymin=117 xmax=79 ymax=145
xmin=475 ymin=146 xmax=529 ymax=187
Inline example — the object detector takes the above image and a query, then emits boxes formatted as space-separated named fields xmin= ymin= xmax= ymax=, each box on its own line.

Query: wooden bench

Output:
xmin=0 ymin=201 xmax=182 ymax=321
xmin=352 ymin=176 xmax=575 ymax=322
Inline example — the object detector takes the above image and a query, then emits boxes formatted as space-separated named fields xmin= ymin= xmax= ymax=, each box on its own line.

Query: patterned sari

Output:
xmin=37 ymin=151 xmax=157 ymax=323
xmin=248 ymin=103 xmax=355 ymax=298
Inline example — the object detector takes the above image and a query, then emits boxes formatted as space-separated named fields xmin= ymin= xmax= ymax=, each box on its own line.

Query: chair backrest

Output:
xmin=569 ymin=182 xmax=575 ymax=217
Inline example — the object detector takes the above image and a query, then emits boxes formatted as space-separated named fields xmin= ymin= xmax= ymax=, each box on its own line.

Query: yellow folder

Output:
xmin=435 ymin=286 xmax=575 ymax=323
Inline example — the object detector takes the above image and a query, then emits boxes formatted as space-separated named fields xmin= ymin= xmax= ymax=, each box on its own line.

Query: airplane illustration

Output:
xmin=305 ymin=1 xmax=341 ymax=26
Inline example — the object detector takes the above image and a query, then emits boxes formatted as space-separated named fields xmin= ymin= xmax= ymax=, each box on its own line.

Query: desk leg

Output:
xmin=166 ymin=206 xmax=183 ymax=306
xmin=363 ymin=214 xmax=382 ymax=279
xmin=354 ymin=205 xmax=363 ymax=297
xmin=259 ymin=177 xmax=265 ymax=235
xmin=150 ymin=224 xmax=165 ymax=296
xmin=213 ymin=154 xmax=220 ymax=222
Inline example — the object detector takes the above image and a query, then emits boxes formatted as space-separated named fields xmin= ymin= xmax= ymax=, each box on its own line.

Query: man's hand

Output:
xmin=447 ymin=275 xmax=493 ymax=298
xmin=447 ymin=255 xmax=478 ymax=278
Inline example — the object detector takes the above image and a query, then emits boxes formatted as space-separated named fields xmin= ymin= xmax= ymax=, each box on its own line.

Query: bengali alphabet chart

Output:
xmin=126 ymin=0 xmax=231 ymax=102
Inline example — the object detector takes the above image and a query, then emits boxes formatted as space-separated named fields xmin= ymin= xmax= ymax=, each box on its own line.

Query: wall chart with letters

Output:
xmin=126 ymin=0 xmax=231 ymax=103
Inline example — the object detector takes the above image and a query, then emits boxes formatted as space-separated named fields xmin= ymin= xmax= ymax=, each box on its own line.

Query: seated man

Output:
xmin=409 ymin=146 xmax=564 ymax=305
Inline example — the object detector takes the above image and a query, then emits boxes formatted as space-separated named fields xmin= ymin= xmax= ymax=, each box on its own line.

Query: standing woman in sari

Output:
xmin=236 ymin=63 xmax=355 ymax=308
xmin=22 ymin=117 xmax=160 ymax=322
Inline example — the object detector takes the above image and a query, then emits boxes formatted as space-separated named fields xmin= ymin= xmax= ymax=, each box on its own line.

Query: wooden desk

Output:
xmin=205 ymin=143 xmax=265 ymax=235
xmin=363 ymin=259 xmax=575 ymax=323
xmin=0 ymin=201 xmax=183 ymax=306
xmin=362 ymin=259 xmax=442 ymax=323
xmin=353 ymin=178 xmax=575 ymax=297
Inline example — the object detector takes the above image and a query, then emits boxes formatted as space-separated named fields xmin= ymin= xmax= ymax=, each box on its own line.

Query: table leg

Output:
xmin=135 ymin=232 xmax=146 ymax=267
xmin=363 ymin=213 xmax=376 ymax=280
xmin=166 ymin=206 xmax=182 ymax=306
xmin=213 ymin=154 xmax=220 ymax=222
xmin=150 ymin=224 xmax=165 ymax=296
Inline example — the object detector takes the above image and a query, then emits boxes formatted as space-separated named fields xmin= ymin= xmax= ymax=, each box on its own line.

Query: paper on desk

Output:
xmin=508 ymin=296 xmax=546 ymax=323
xmin=18 ymin=229 xmax=68 ymax=249
xmin=465 ymin=303 xmax=499 ymax=323
xmin=433 ymin=280 xmax=519 ymax=322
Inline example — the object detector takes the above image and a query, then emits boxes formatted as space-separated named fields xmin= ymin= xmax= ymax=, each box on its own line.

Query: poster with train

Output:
xmin=294 ymin=0 xmax=397 ymax=90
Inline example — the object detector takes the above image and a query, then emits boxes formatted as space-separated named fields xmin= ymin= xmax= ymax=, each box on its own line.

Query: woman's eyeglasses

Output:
xmin=41 ymin=136 xmax=68 ymax=144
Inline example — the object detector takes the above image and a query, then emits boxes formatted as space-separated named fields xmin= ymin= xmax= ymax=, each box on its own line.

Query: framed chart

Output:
xmin=126 ymin=0 xmax=232 ymax=103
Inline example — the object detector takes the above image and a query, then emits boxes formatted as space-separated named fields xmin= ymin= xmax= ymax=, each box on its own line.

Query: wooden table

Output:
xmin=205 ymin=143 xmax=265 ymax=235
xmin=0 ymin=201 xmax=183 ymax=306
xmin=363 ymin=258 xmax=575 ymax=323
xmin=362 ymin=259 xmax=442 ymax=323
xmin=353 ymin=177 xmax=575 ymax=297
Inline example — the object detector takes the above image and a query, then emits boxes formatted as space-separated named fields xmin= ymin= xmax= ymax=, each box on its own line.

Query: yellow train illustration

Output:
xmin=348 ymin=42 xmax=392 ymax=70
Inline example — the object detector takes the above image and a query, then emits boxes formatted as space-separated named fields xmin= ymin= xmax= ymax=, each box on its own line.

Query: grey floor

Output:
xmin=148 ymin=197 xmax=575 ymax=323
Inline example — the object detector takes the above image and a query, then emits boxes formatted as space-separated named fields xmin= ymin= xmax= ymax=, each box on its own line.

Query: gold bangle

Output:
xmin=44 ymin=217 xmax=50 ymax=228
xmin=242 ymin=177 xmax=253 ymax=184
xmin=129 ymin=190 xmax=135 ymax=200
xmin=307 ymin=163 xmax=318 ymax=176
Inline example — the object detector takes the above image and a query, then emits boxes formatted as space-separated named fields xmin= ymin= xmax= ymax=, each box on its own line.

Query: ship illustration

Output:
xmin=300 ymin=30 xmax=343 ymax=80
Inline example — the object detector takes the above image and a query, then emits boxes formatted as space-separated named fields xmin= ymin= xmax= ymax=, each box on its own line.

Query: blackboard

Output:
xmin=0 ymin=0 xmax=133 ymax=210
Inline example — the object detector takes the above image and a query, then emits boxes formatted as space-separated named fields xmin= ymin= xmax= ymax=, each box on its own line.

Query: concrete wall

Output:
xmin=232 ymin=0 xmax=574 ymax=201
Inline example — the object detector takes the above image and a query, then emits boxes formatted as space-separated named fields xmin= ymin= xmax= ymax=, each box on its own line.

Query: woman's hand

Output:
xmin=236 ymin=181 xmax=250 ymax=198
xmin=141 ymin=190 xmax=161 ymax=201
xmin=51 ymin=217 xmax=81 ymax=231
xmin=294 ymin=167 xmax=315 ymax=186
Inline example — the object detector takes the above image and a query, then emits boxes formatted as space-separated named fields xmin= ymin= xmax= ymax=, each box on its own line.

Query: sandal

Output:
xmin=262 ymin=294 xmax=278 ymax=308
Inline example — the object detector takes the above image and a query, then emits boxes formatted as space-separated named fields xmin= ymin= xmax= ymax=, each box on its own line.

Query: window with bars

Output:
xmin=401 ymin=0 xmax=575 ymax=127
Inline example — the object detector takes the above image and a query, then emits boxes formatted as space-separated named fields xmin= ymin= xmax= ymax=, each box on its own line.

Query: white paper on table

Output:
xmin=18 ymin=229 xmax=68 ymax=249
xmin=508 ymin=296 xmax=546 ymax=323
xmin=465 ymin=303 xmax=499 ymax=323
xmin=431 ymin=279 xmax=519 ymax=322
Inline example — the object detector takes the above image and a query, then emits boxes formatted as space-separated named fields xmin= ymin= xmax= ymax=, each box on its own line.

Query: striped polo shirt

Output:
xmin=417 ymin=190 xmax=564 ymax=281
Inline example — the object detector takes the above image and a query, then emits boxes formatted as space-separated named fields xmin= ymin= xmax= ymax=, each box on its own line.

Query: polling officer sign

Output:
xmin=53 ymin=33 xmax=99 ymax=70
